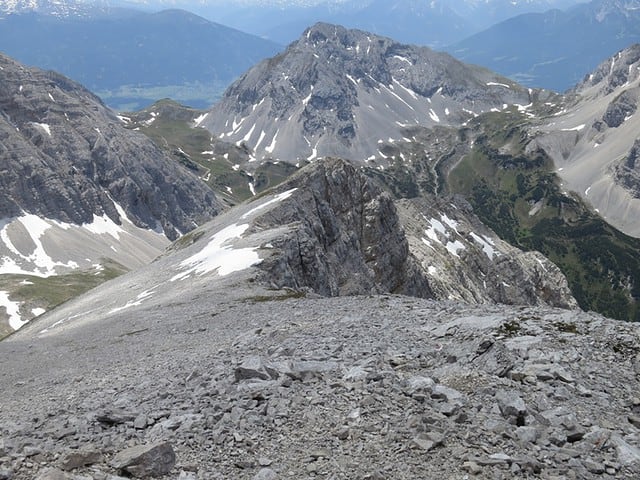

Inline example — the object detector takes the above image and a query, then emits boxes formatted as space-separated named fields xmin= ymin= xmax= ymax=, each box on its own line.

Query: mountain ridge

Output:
xmin=202 ymin=22 xmax=535 ymax=165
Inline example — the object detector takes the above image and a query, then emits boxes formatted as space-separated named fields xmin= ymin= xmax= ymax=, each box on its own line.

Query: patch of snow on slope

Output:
xmin=33 ymin=122 xmax=51 ymax=136
xmin=193 ymin=112 xmax=208 ymax=127
xmin=242 ymin=123 xmax=257 ymax=144
xmin=108 ymin=289 xmax=155 ymax=315
xmin=265 ymin=129 xmax=279 ymax=154
xmin=445 ymin=240 xmax=466 ymax=258
xmin=392 ymin=55 xmax=412 ymax=65
xmin=487 ymin=82 xmax=510 ymax=88
xmin=429 ymin=110 xmax=440 ymax=122
xmin=392 ymin=78 xmax=418 ymax=100
xmin=17 ymin=215 xmax=79 ymax=275
xmin=83 ymin=212 xmax=127 ymax=240
xmin=0 ymin=290 xmax=26 ymax=330
xmin=171 ymin=224 xmax=261 ymax=281
xmin=302 ymin=86 xmax=315 ymax=106
xmin=241 ymin=188 xmax=298 ymax=220
xmin=32 ymin=307 xmax=46 ymax=317
xmin=561 ymin=124 xmax=585 ymax=132
xmin=470 ymin=232 xmax=498 ymax=260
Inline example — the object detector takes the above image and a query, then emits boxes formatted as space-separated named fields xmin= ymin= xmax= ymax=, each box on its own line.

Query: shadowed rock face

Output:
xmin=203 ymin=22 xmax=532 ymax=164
xmin=254 ymin=158 xmax=432 ymax=297
xmin=0 ymin=53 xmax=222 ymax=240
xmin=229 ymin=158 xmax=575 ymax=308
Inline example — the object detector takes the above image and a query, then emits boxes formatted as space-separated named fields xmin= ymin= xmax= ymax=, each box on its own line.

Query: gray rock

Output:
xmin=610 ymin=434 xmax=640 ymax=465
xmin=34 ymin=469 xmax=73 ymax=480
xmin=495 ymin=389 xmax=527 ymax=424
xmin=110 ymin=442 xmax=176 ymax=478
xmin=235 ymin=356 xmax=273 ymax=382
xmin=515 ymin=426 xmax=539 ymax=444
xmin=59 ymin=449 xmax=103 ymax=470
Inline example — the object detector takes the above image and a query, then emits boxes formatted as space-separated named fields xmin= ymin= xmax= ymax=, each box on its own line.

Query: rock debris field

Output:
xmin=1 ymin=293 xmax=640 ymax=479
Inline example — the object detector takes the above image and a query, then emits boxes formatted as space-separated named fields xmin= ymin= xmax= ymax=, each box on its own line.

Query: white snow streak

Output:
xmin=0 ymin=290 xmax=25 ymax=330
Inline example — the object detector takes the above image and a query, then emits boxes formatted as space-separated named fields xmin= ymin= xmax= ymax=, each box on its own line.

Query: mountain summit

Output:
xmin=202 ymin=23 xmax=533 ymax=164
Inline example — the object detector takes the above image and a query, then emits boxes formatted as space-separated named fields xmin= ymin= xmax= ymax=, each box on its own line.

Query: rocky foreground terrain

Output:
xmin=1 ymin=292 xmax=640 ymax=480
xmin=1 ymin=159 xmax=639 ymax=479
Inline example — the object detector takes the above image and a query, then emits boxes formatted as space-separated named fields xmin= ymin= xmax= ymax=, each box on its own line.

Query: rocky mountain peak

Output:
xmin=574 ymin=44 xmax=640 ymax=97
xmin=202 ymin=22 xmax=532 ymax=164
xmin=0 ymin=53 xmax=222 ymax=241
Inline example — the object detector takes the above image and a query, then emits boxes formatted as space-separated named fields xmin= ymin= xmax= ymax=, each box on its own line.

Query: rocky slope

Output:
xmin=0 ymin=53 xmax=222 ymax=335
xmin=202 ymin=22 xmax=533 ymax=165
xmin=0 ymin=154 xmax=637 ymax=479
xmin=533 ymin=44 xmax=640 ymax=237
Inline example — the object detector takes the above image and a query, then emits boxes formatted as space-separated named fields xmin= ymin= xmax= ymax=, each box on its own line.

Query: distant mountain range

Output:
xmin=0 ymin=5 xmax=282 ymax=109
xmin=145 ymin=0 xmax=589 ymax=47
xmin=447 ymin=0 xmax=640 ymax=91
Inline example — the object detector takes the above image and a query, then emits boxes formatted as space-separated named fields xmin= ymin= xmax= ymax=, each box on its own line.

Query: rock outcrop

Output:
xmin=255 ymin=158 xmax=431 ymax=297
xmin=398 ymin=196 xmax=577 ymax=309
xmin=0 ymin=53 xmax=222 ymax=240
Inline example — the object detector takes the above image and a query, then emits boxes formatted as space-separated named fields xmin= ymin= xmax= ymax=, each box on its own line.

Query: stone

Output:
xmin=629 ymin=415 xmax=640 ymax=429
xmin=59 ymin=449 xmax=103 ymax=470
xmin=253 ymin=468 xmax=278 ymax=480
xmin=515 ymin=426 xmax=539 ymax=444
xmin=495 ymin=389 xmax=527 ymax=424
xmin=610 ymin=434 xmax=640 ymax=465
xmin=235 ymin=356 xmax=273 ymax=382
xmin=133 ymin=414 xmax=148 ymax=430
xmin=462 ymin=461 xmax=482 ymax=475
xmin=110 ymin=442 xmax=176 ymax=478
xmin=34 ymin=468 xmax=72 ymax=480
xmin=0 ymin=469 xmax=12 ymax=480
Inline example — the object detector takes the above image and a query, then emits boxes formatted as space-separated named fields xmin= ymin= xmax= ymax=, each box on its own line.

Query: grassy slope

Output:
xmin=123 ymin=100 xmax=297 ymax=206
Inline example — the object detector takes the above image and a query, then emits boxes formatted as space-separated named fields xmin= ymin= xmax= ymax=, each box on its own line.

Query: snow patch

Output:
xmin=487 ymin=82 xmax=510 ymax=88
xmin=171 ymin=224 xmax=261 ymax=281
xmin=193 ymin=112 xmax=208 ymax=127
xmin=469 ymin=232 xmax=498 ymax=260
xmin=265 ymin=129 xmax=279 ymax=154
xmin=561 ymin=124 xmax=585 ymax=132
xmin=0 ymin=290 xmax=25 ymax=330
xmin=33 ymin=123 xmax=51 ymax=136
xmin=241 ymin=189 xmax=298 ymax=220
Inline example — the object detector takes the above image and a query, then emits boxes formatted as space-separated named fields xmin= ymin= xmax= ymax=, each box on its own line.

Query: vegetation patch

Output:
xmin=447 ymin=112 xmax=640 ymax=322
xmin=247 ymin=290 xmax=307 ymax=303
xmin=498 ymin=319 xmax=522 ymax=336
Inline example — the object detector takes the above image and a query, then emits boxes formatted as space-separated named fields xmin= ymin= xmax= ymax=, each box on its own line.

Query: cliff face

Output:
xmin=206 ymin=158 xmax=573 ymax=309
xmin=0 ymin=53 xmax=222 ymax=240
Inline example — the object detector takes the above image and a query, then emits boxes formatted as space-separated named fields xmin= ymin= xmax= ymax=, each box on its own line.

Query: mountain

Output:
xmin=144 ymin=0 xmax=588 ymax=47
xmin=447 ymin=0 xmax=640 ymax=92
xmin=202 ymin=22 xmax=534 ymax=165
xmin=195 ymin=23 xmax=640 ymax=322
xmin=0 ymin=7 xmax=282 ymax=110
xmin=0 ymin=53 xmax=222 ymax=336
xmin=1 ymin=158 xmax=639 ymax=480
xmin=532 ymin=44 xmax=640 ymax=237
